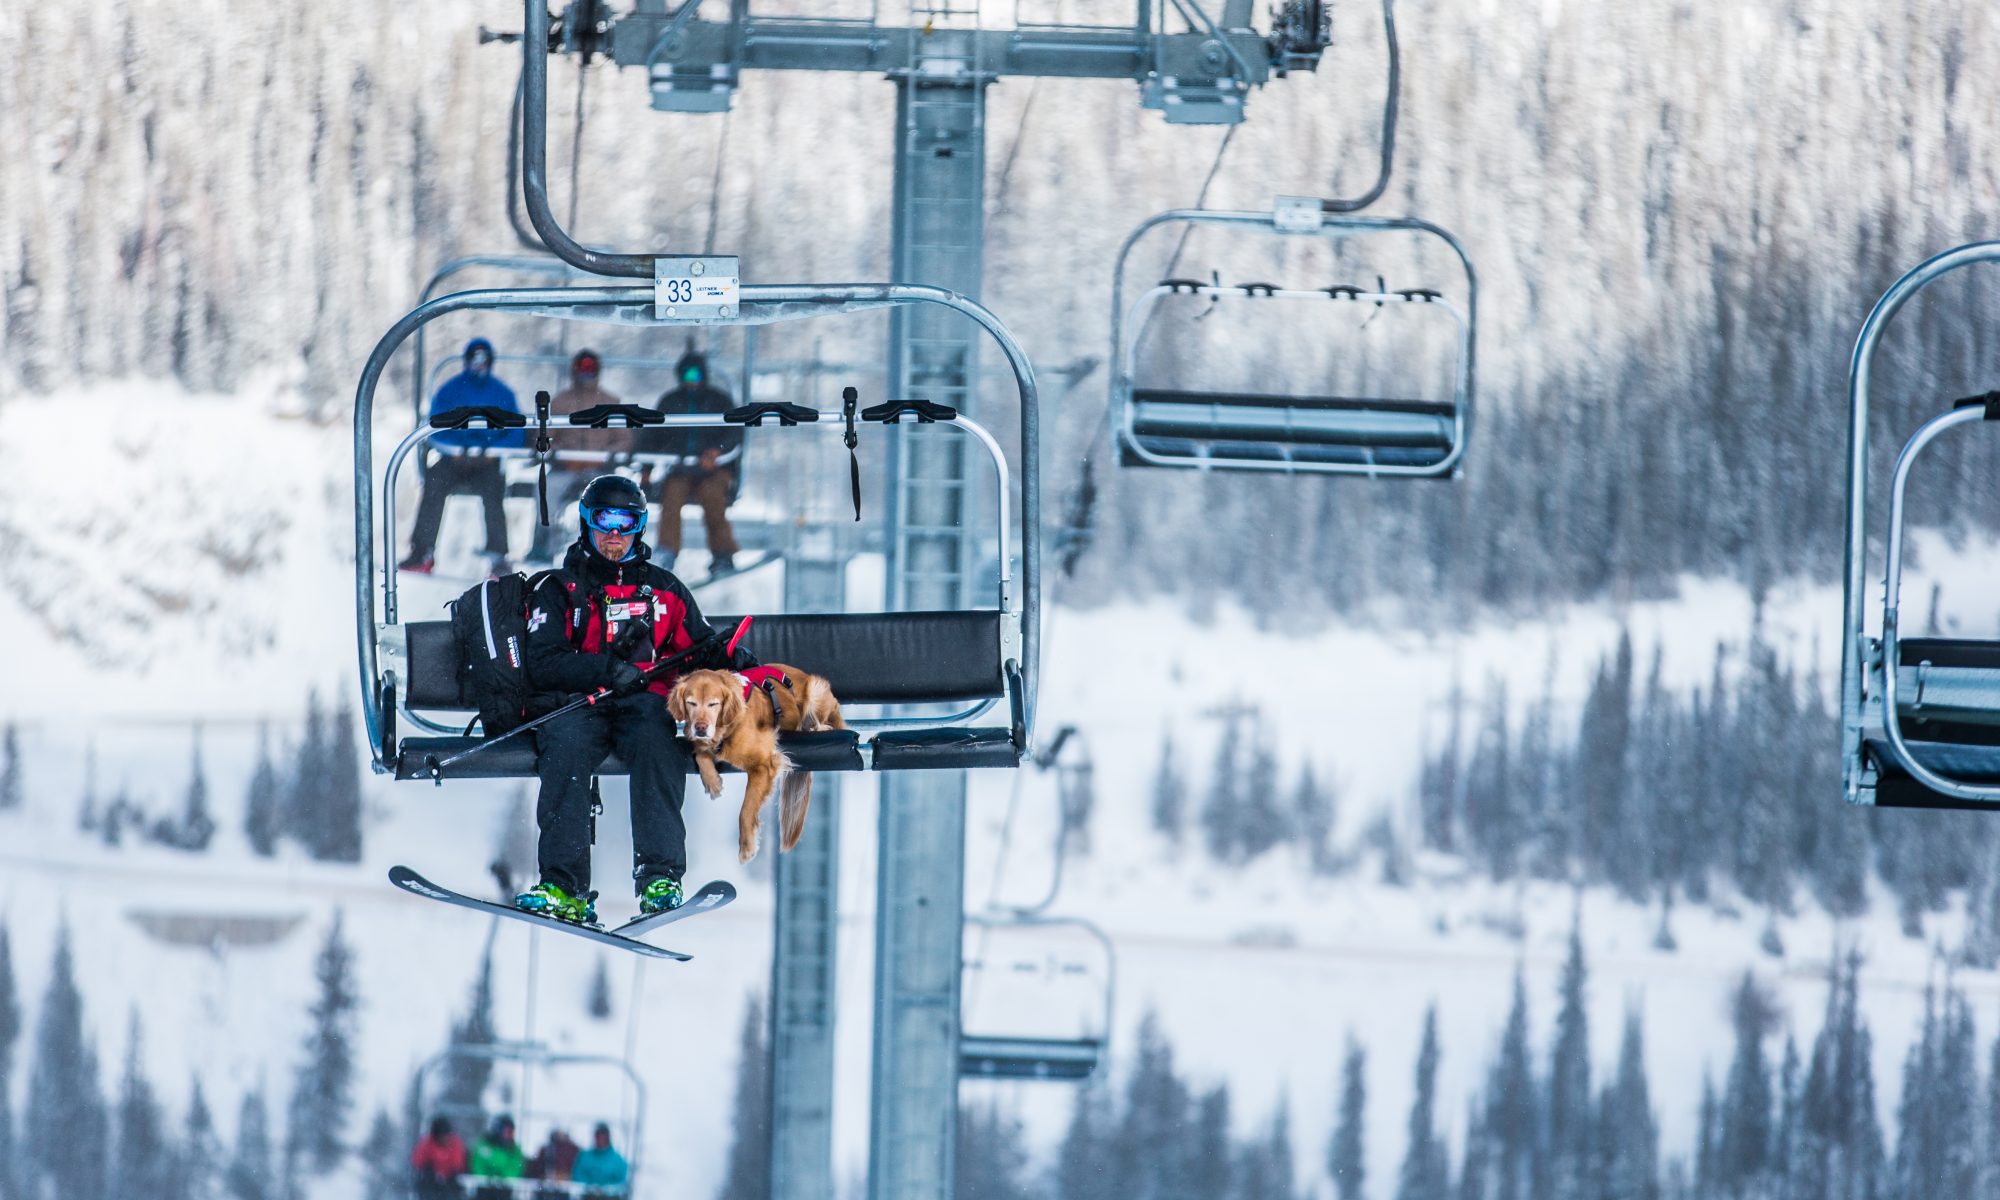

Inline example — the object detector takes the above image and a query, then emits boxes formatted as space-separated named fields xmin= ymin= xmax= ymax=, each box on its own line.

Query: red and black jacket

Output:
xmin=523 ymin=539 xmax=757 ymax=699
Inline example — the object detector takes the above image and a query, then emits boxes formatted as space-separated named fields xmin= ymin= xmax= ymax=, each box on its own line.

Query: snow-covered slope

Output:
xmin=7 ymin=381 xmax=1999 ymax=1197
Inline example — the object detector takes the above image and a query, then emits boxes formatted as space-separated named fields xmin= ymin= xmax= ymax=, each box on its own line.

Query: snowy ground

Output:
xmin=7 ymin=379 xmax=1999 ymax=1197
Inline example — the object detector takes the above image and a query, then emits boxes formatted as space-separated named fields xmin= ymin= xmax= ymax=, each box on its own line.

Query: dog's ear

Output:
xmin=666 ymin=681 xmax=689 ymax=723
xmin=720 ymin=680 xmax=747 ymax=731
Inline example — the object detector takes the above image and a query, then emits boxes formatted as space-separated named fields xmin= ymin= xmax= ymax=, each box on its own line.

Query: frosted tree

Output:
xmin=954 ymin=1102 xmax=1035 ymax=1200
xmin=175 ymin=728 xmax=216 ymax=852
xmin=1598 ymin=1011 xmax=1657 ymax=1200
xmin=1484 ymin=972 xmax=1536 ymax=1200
xmin=288 ymin=913 xmax=359 ymax=1174
xmin=288 ymin=691 xmax=332 ymax=857
xmin=1328 ymin=1038 xmax=1366 ymax=1200
xmin=1199 ymin=719 xmax=1243 ymax=864
xmin=320 ymin=694 xmax=364 ymax=863
xmin=1396 ymin=1006 xmax=1449 ymax=1200
xmin=226 ymin=1088 xmax=276 ymax=1200
xmin=440 ymin=932 xmax=498 ymax=1112
xmin=0 ymin=924 xmax=18 ymax=1200
xmin=243 ymin=725 xmax=282 ymax=859
xmin=358 ymin=1108 xmax=404 ymax=1200
xmin=1236 ymin=733 xmax=1288 ymax=861
xmin=1547 ymin=922 xmax=1593 ymax=1200
xmin=715 ymin=995 xmax=771 ymax=1200
xmin=112 ymin=1012 xmax=172 ymax=1200
xmin=1292 ymin=762 xmax=1337 ymax=876
xmin=78 ymin=741 xmax=99 ymax=834
xmin=27 ymin=925 xmax=108 ymax=1200
xmin=1234 ymin=1098 xmax=1295 ymax=1200
xmin=1148 ymin=731 xmax=1186 ymax=847
xmin=1112 ymin=1014 xmax=1190 ymax=1197
xmin=587 ymin=956 xmax=613 ymax=1021
xmin=179 ymin=1078 xmax=224 ymax=1200
xmin=0 ymin=722 xmax=19 ymax=810
xmin=1189 ymin=1085 xmax=1234 ymax=1200
xmin=1716 ymin=973 xmax=1774 ymax=1192
xmin=1050 ymin=1082 xmax=1116 ymax=1200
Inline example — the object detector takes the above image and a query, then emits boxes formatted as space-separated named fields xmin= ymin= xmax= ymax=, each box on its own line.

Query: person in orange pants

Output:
xmin=651 ymin=347 xmax=743 ymax=572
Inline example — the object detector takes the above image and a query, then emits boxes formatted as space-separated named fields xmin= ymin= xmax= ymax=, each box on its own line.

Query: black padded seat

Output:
xmin=1865 ymin=736 xmax=2000 ymax=809
xmin=395 ymin=730 xmax=866 ymax=781
xmin=873 ymin=727 xmax=1021 ymax=770
xmin=1898 ymin=638 xmax=2000 ymax=670
xmin=1129 ymin=388 xmax=1455 ymax=448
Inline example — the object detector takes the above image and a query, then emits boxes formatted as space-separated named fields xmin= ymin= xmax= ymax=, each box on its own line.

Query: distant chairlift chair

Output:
xmin=1841 ymin=241 xmax=2000 ymax=809
xmin=1111 ymin=198 xmax=1477 ymax=476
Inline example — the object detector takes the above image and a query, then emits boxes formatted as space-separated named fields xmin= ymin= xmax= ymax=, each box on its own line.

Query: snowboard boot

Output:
xmin=515 ymin=881 xmax=598 ymax=925
xmin=638 ymin=876 xmax=685 ymax=915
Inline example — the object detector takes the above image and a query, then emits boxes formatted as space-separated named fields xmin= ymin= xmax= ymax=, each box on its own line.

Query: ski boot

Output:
xmin=515 ymin=881 xmax=597 ymax=925
xmin=639 ymin=876 xmax=685 ymax=915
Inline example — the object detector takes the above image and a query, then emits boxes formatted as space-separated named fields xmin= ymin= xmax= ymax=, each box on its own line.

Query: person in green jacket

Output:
xmin=572 ymin=1123 xmax=630 ymax=1193
xmin=470 ymin=1115 xmax=528 ymax=1179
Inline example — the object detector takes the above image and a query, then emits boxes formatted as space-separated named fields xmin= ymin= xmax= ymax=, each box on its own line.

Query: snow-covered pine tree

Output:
xmin=1050 ymin=1082 xmax=1115 ymax=1200
xmin=0 ymin=923 xmax=18 ymax=1200
xmin=287 ymin=690 xmax=332 ymax=857
xmin=1233 ymin=1098 xmax=1295 ymax=1200
xmin=440 ymin=933 xmax=497 ymax=1112
xmin=587 ymin=956 xmax=613 ymax=1021
xmin=1292 ymin=762 xmax=1336 ymax=876
xmin=0 ymin=722 xmax=19 ymax=810
xmin=954 ymin=1101 xmax=1035 ymax=1200
xmin=1236 ymin=732 xmax=1288 ymax=861
xmin=1598 ymin=1011 xmax=1657 ymax=1200
xmin=27 ymin=925 xmax=108 ymax=1200
xmin=178 ymin=728 xmax=216 ymax=852
xmin=1112 ymin=1014 xmax=1190 ymax=1197
xmin=226 ymin=1089 xmax=276 ymax=1200
xmin=288 ymin=912 xmax=358 ymax=1174
xmin=1484 ymin=972 xmax=1535 ymax=1200
xmin=179 ymin=1078 xmax=224 ymax=1200
xmin=1149 ymin=731 xmax=1186 ymax=848
xmin=1396 ymin=1006 xmax=1449 ymax=1200
xmin=1189 ymin=1084 xmax=1234 ymax=1200
xmin=1328 ymin=1038 xmax=1366 ymax=1200
xmin=112 ymin=1012 xmax=172 ymax=1200
xmin=243 ymin=724 xmax=282 ymax=858
xmin=1546 ymin=922 xmax=1593 ymax=1200
xmin=321 ymin=694 xmax=364 ymax=862
xmin=1199 ymin=718 xmax=1243 ymax=863
xmin=1716 ymin=972 xmax=1775 ymax=1191
xmin=358 ymin=1108 xmax=403 ymax=1200
xmin=78 ymin=741 xmax=99 ymax=834
xmin=715 ymin=995 xmax=770 ymax=1200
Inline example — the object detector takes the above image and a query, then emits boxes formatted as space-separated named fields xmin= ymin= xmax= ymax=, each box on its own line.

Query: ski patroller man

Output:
xmin=402 ymin=337 xmax=522 ymax=574
xmin=515 ymin=474 xmax=758 ymax=924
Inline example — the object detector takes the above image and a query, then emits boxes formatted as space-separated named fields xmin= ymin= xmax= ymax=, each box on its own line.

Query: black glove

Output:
xmin=607 ymin=659 xmax=648 ymax=697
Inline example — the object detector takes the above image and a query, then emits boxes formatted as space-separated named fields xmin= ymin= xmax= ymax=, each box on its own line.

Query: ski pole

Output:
xmin=425 ymin=616 xmax=753 ymax=784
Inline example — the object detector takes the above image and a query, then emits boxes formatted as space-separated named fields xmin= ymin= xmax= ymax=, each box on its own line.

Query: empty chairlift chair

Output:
xmin=1110 ymin=198 xmax=1477 ymax=476
xmin=1842 ymin=241 xmax=2000 ymax=809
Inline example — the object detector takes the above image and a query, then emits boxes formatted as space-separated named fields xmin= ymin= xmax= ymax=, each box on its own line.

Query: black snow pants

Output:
xmin=532 ymin=691 xmax=692 ymax=897
xmin=407 ymin=454 xmax=509 ymax=561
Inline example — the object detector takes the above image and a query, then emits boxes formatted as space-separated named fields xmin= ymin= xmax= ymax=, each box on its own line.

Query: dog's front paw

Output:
xmin=738 ymin=836 xmax=759 ymax=865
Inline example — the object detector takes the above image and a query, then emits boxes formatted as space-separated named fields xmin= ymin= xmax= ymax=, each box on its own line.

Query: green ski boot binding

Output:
xmin=515 ymin=881 xmax=598 ymax=925
xmin=639 ymin=876 xmax=685 ymax=915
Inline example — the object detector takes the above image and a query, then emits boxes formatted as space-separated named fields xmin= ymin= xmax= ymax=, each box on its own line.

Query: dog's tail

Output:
xmin=779 ymin=770 xmax=814 ymax=853
xmin=797 ymin=676 xmax=826 ymax=732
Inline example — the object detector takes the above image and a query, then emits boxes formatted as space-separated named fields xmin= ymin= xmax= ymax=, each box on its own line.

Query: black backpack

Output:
xmin=447 ymin=572 xmax=564 ymax=736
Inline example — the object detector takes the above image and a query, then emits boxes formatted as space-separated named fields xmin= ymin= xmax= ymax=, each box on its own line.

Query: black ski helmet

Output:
xmin=578 ymin=474 xmax=649 ymax=555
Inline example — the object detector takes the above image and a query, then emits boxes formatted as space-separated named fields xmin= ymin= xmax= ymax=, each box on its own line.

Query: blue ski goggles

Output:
xmin=582 ymin=504 xmax=648 ymax=535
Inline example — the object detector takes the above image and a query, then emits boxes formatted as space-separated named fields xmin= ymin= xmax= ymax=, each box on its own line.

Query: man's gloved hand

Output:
xmin=608 ymin=660 xmax=648 ymax=697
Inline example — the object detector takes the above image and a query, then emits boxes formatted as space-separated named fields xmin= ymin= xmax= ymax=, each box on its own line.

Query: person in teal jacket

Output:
xmin=572 ymin=1123 xmax=630 ymax=1192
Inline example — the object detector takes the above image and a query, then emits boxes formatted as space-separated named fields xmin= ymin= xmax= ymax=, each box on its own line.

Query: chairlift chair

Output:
xmin=354 ymin=275 xmax=1042 ymax=781
xmin=1110 ymin=198 xmax=1477 ymax=476
xmin=1841 ymin=241 xmax=2000 ymax=809
xmin=958 ymin=913 xmax=1114 ymax=1082
xmin=415 ymin=1041 xmax=645 ymax=1199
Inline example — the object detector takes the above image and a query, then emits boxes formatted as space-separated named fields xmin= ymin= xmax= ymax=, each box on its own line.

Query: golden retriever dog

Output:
xmin=668 ymin=665 xmax=845 ymax=863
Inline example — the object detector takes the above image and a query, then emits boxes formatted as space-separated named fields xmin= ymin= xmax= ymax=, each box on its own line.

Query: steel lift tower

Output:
xmin=527 ymin=0 xmax=1333 ymax=1193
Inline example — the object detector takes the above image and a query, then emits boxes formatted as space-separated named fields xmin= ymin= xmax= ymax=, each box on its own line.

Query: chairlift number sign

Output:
xmin=654 ymin=255 xmax=741 ymax=321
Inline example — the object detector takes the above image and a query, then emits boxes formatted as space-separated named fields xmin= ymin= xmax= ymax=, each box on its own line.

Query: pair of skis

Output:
xmin=389 ymin=866 xmax=733 ymax=961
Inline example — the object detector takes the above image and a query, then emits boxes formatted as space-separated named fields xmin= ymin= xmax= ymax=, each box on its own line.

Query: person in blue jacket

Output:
xmin=401 ymin=337 xmax=522 ymax=573
xmin=571 ymin=1123 xmax=630 ymax=1193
